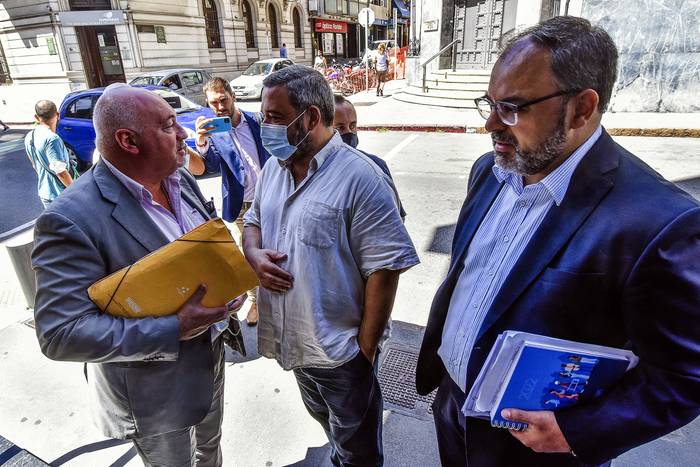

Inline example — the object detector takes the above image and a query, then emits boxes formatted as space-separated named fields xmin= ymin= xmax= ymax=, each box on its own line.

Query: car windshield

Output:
xmin=150 ymin=89 xmax=201 ymax=113
xmin=129 ymin=76 xmax=164 ymax=86
xmin=242 ymin=62 xmax=273 ymax=76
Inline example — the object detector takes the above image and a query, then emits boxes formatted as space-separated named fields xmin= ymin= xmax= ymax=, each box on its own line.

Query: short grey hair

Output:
xmin=93 ymin=83 xmax=146 ymax=154
xmin=262 ymin=65 xmax=335 ymax=126
xmin=501 ymin=16 xmax=618 ymax=113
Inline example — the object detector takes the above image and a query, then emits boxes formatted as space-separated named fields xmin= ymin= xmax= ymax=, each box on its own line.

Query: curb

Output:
xmin=357 ymin=125 xmax=700 ymax=137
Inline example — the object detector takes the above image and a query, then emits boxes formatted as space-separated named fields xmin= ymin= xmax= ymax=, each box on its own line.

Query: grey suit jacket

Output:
xmin=32 ymin=161 xmax=221 ymax=439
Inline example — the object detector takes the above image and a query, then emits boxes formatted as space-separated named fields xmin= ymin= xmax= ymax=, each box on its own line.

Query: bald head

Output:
xmin=93 ymin=84 xmax=162 ymax=157
xmin=92 ymin=84 xmax=189 ymax=184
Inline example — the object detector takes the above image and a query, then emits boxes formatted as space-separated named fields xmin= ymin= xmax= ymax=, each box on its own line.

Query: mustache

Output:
xmin=491 ymin=131 xmax=517 ymax=146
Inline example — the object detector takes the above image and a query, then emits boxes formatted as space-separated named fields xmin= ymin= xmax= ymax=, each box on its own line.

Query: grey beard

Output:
xmin=494 ymin=113 xmax=567 ymax=176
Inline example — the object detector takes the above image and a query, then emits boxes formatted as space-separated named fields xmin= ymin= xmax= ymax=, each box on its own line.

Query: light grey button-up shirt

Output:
xmin=438 ymin=126 xmax=602 ymax=395
xmin=244 ymin=132 xmax=420 ymax=370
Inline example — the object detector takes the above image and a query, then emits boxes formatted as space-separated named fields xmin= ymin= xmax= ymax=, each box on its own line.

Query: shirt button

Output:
xmin=473 ymin=304 xmax=478 ymax=309
xmin=519 ymin=201 xmax=527 ymax=208
xmin=488 ymin=271 xmax=495 ymax=277
xmin=503 ymin=235 xmax=510 ymax=242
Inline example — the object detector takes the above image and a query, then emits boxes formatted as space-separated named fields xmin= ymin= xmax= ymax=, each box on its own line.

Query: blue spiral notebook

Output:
xmin=463 ymin=331 xmax=638 ymax=431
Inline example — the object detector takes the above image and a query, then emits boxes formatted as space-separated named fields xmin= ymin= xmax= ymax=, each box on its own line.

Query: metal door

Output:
xmin=453 ymin=0 xmax=517 ymax=69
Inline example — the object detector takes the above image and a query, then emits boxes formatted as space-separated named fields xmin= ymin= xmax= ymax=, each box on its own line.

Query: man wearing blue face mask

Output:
xmin=242 ymin=65 xmax=420 ymax=467
xmin=333 ymin=94 xmax=406 ymax=220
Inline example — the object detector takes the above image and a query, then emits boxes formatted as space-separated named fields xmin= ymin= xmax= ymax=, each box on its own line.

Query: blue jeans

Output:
xmin=293 ymin=350 xmax=384 ymax=467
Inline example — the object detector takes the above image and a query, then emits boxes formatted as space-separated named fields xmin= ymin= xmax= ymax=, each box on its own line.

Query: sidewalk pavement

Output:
xmin=349 ymin=80 xmax=700 ymax=136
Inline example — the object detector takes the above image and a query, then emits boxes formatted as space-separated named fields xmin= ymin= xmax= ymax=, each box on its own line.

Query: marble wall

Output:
xmin=582 ymin=0 xmax=700 ymax=112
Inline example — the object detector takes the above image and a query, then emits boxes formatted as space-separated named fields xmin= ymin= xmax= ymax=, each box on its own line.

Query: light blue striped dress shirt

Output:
xmin=438 ymin=126 xmax=602 ymax=395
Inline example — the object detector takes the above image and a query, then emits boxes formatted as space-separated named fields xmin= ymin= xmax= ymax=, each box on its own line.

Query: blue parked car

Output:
xmin=56 ymin=85 xmax=214 ymax=172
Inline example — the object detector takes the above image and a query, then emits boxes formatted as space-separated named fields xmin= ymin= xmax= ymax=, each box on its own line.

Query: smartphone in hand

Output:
xmin=207 ymin=117 xmax=232 ymax=133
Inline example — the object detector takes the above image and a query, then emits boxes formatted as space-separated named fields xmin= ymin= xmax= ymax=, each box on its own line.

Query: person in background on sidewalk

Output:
xmin=333 ymin=94 xmax=406 ymax=220
xmin=375 ymin=43 xmax=389 ymax=96
xmin=195 ymin=77 xmax=270 ymax=325
xmin=0 ymin=118 xmax=9 ymax=131
xmin=32 ymin=84 xmax=246 ymax=467
xmin=243 ymin=65 xmax=419 ymax=467
xmin=314 ymin=50 xmax=327 ymax=71
xmin=416 ymin=16 xmax=700 ymax=466
xmin=24 ymin=100 xmax=73 ymax=207
xmin=280 ymin=43 xmax=288 ymax=58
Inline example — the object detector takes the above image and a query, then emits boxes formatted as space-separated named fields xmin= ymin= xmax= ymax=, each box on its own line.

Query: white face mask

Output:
xmin=260 ymin=110 xmax=310 ymax=161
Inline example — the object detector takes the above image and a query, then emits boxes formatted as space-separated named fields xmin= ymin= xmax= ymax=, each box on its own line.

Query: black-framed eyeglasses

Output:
xmin=474 ymin=89 xmax=581 ymax=126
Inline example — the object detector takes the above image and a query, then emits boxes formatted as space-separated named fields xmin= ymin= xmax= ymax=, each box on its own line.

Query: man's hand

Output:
xmin=226 ymin=293 xmax=247 ymax=315
xmin=176 ymin=284 xmax=229 ymax=340
xmin=501 ymin=409 xmax=571 ymax=453
xmin=195 ymin=116 xmax=214 ymax=147
xmin=246 ymin=248 xmax=293 ymax=293
xmin=358 ymin=340 xmax=377 ymax=365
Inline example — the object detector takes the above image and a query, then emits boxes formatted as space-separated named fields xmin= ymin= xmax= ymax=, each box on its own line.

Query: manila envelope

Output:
xmin=88 ymin=218 xmax=259 ymax=318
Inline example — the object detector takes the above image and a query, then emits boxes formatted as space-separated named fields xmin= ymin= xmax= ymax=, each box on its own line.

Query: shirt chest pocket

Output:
xmin=298 ymin=201 xmax=340 ymax=249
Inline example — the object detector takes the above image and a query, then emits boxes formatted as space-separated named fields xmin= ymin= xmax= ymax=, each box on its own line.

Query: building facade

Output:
xmin=0 ymin=0 xmax=313 ymax=121
xmin=407 ymin=0 xmax=699 ymax=112
xmin=308 ymin=0 xmax=409 ymax=61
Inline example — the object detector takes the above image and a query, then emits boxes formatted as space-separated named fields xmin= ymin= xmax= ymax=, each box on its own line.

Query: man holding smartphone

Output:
xmin=195 ymin=77 xmax=270 ymax=325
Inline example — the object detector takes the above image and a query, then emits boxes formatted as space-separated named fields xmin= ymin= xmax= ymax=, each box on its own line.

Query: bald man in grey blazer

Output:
xmin=31 ymin=84 xmax=244 ymax=466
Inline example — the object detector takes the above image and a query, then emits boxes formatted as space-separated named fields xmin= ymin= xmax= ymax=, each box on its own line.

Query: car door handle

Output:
xmin=63 ymin=127 xmax=73 ymax=131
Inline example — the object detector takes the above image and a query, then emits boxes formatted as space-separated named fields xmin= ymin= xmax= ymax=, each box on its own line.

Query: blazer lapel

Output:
xmin=476 ymin=132 xmax=620 ymax=341
xmin=93 ymin=162 xmax=169 ymax=253
xmin=212 ymin=131 xmax=245 ymax=185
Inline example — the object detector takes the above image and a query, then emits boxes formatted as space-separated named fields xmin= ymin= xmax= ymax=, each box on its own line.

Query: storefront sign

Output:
xmin=58 ymin=10 xmax=125 ymax=27
xmin=315 ymin=19 xmax=347 ymax=34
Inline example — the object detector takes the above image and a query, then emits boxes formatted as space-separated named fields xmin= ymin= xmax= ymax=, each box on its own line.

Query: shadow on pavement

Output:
xmin=427 ymin=224 xmax=456 ymax=255
xmin=674 ymin=175 xmax=700 ymax=200
xmin=50 ymin=439 xmax=133 ymax=466
xmin=283 ymin=444 xmax=331 ymax=467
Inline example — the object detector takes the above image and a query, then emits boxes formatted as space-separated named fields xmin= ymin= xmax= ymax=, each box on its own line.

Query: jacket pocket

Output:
xmin=298 ymin=201 xmax=340 ymax=249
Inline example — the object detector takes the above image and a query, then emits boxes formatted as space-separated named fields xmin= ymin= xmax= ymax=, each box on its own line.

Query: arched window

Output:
xmin=292 ymin=8 xmax=303 ymax=48
xmin=267 ymin=3 xmax=279 ymax=49
xmin=203 ymin=0 xmax=222 ymax=48
xmin=242 ymin=0 xmax=256 ymax=48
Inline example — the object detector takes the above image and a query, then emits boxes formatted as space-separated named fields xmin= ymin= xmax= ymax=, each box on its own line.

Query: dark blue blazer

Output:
xmin=203 ymin=110 xmax=270 ymax=221
xmin=416 ymin=130 xmax=700 ymax=466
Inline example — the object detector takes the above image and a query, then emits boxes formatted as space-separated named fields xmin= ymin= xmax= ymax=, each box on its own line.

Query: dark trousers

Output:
xmin=293 ymin=350 xmax=384 ymax=467
xmin=432 ymin=375 xmax=612 ymax=467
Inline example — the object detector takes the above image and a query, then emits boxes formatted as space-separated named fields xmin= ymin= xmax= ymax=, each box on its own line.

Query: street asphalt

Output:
xmin=0 ymin=128 xmax=43 ymax=240
xmin=1 ymin=130 xmax=699 ymax=466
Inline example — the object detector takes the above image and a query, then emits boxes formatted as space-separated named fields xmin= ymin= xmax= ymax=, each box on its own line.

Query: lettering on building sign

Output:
xmin=315 ymin=20 xmax=348 ymax=34
xmin=423 ymin=19 xmax=439 ymax=32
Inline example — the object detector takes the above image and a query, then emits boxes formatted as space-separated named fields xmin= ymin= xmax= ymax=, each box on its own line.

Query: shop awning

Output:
xmin=391 ymin=0 xmax=410 ymax=18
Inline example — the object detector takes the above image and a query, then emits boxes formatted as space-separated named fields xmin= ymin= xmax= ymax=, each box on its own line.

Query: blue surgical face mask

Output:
xmin=260 ymin=110 xmax=310 ymax=161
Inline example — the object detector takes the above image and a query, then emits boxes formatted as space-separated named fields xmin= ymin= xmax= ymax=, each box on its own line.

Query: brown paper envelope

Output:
xmin=88 ymin=218 xmax=259 ymax=318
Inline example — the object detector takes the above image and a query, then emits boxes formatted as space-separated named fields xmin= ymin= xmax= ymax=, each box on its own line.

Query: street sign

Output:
xmin=358 ymin=7 xmax=375 ymax=28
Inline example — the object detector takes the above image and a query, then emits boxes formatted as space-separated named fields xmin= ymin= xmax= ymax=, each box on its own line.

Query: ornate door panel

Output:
xmin=454 ymin=0 xmax=517 ymax=69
